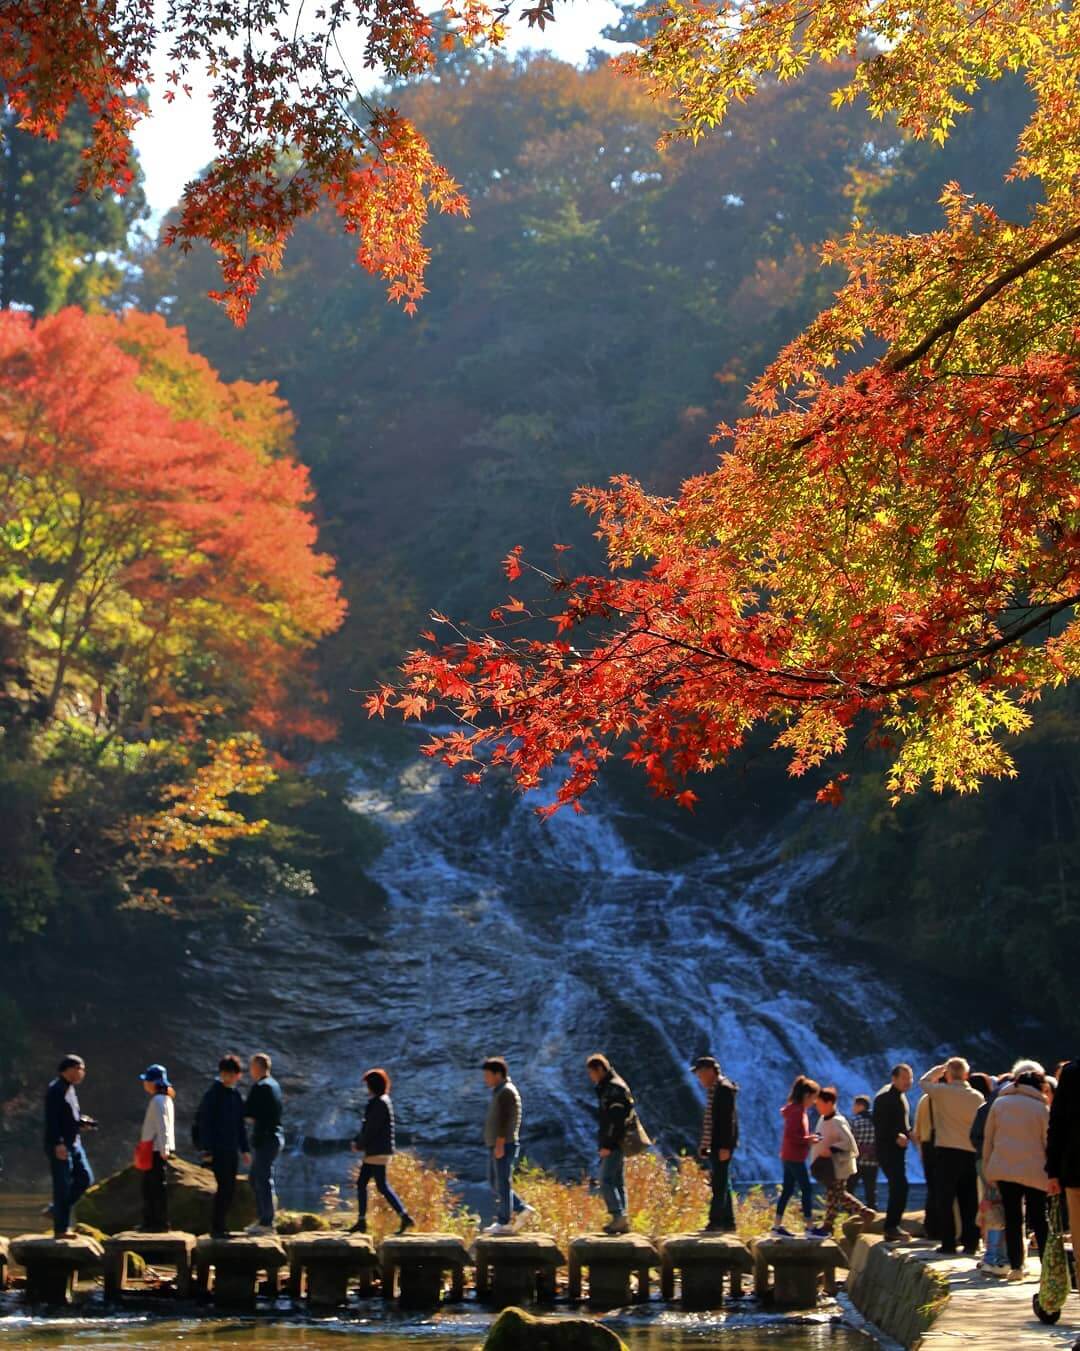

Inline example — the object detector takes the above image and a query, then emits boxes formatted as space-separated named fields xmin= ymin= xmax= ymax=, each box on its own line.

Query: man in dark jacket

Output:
xmin=692 ymin=1055 xmax=739 ymax=1232
xmin=195 ymin=1054 xmax=250 ymax=1237
xmin=481 ymin=1057 xmax=534 ymax=1233
xmin=873 ymin=1063 xmax=914 ymax=1241
xmin=587 ymin=1053 xmax=634 ymax=1234
xmin=43 ymin=1054 xmax=96 ymax=1236
xmin=244 ymin=1052 xmax=283 ymax=1235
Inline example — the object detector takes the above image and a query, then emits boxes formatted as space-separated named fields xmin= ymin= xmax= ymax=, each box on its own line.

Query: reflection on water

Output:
xmin=0 ymin=1316 xmax=870 ymax=1349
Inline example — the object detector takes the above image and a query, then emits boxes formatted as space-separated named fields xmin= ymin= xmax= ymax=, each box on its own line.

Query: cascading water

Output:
xmin=176 ymin=746 xmax=1001 ymax=1201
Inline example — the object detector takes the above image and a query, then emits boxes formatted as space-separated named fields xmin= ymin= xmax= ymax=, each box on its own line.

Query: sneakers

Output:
xmin=349 ymin=1218 xmax=368 ymax=1234
xmin=805 ymin=1226 xmax=832 ymax=1239
xmin=602 ymin=1216 xmax=630 ymax=1235
xmin=771 ymin=1225 xmax=795 ymax=1237
xmin=397 ymin=1215 xmax=415 ymax=1235
xmin=980 ymin=1262 xmax=1010 ymax=1277
xmin=512 ymin=1204 xmax=538 ymax=1231
xmin=487 ymin=1223 xmax=517 ymax=1235
xmin=1006 ymin=1267 xmax=1027 ymax=1282
xmin=245 ymin=1222 xmax=274 ymax=1236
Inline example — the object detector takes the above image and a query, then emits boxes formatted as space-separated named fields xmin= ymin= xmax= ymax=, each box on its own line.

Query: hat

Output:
xmin=691 ymin=1055 xmax=721 ymax=1072
xmin=140 ymin=1063 xmax=170 ymax=1087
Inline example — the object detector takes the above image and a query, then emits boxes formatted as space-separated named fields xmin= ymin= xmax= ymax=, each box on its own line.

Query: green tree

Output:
xmin=1 ymin=100 xmax=147 ymax=311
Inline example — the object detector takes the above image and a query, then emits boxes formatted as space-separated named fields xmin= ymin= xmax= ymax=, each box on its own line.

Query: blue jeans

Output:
xmin=250 ymin=1137 xmax=281 ymax=1226
xmin=50 ymin=1141 xmax=93 ymax=1234
xmin=599 ymin=1150 xmax=626 ymax=1219
xmin=488 ymin=1144 xmax=526 ymax=1225
xmin=777 ymin=1159 xmax=814 ymax=1223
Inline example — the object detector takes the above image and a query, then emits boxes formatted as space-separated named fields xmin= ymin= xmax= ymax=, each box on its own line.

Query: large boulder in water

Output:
xmin=483 ymin=1307 xmax=627 ymax=1351
xmin=75 ymin=1155 xmax=256 ymax=1235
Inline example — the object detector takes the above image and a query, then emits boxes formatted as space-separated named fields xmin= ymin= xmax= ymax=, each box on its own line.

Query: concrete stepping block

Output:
xmin=10 ymin=1233 xmax=104 ymax=1306
xmin=194 ymin=1233 xmax=288 ymax=1309
xmin=286 ymin=1232 xmax=378 ymax=1307
xmin=752 ymin=1235 xmax=845 ymax=1308
xmin=567 ymin=1233 xmax=660 ymax=1309
xmin=659 ymin=1232 xmax=754 ymax=1308
xmin=102 ymin=1231 xmax=197 ymax=1300
xmin=473 ymin=1233 xmax=566 ymax=1307
xmin=379 ymin=1232 xmax=472 ymax=1308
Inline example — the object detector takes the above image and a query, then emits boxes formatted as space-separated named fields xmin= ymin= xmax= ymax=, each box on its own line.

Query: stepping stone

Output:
xmin=379 ymin=1232 xmax=472 ymax=1309
xmin=567 ymin=1233 xmax=659 ymax=1309
xmin=473 ymin=1233 xmax=566 ymax=1307
xmin=102 ymin=1231 xmax=197 ymax=1300
xmin=752 ymin=1235 xmax=845 ymax=1308
xmin=10 ymin=1233 xmax=104 ymax=1306
xmin=193 ymin=1233 xmax=288 ymax=1309
xmin=659 ymin=1232 xmax=754 ymax=1308
xmin=287 ymin=1232 xmax=378 ymax=1307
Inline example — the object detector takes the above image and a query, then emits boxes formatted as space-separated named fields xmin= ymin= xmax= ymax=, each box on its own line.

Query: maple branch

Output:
xmin=886 ymin=221 xmax=1080 ymax=373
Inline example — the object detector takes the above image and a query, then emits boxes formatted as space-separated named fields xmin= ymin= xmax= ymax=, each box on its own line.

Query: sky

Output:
xmin=131 ymin=2 xmax=623 ymax=220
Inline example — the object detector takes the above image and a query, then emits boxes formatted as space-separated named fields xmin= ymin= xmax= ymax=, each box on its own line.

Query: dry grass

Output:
xmin=329 ymin=1149 xmax=781 ymax=1247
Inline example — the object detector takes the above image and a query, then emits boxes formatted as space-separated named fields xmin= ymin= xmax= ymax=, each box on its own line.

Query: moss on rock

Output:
xmin=483 ymin=1307 xmax=628 ymax=1351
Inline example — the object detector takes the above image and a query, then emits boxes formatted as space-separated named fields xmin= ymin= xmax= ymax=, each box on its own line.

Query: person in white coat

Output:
xmin=139 ymin=1064 xmax=176 ymax=1232
xmin=983 ymin=1064 xmax=1050 ymax=1280
xmin=809 ymin=1086 xmax=874 ymax=1236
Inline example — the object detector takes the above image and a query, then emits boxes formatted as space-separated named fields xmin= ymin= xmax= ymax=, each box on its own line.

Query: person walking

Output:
xmin=808 ymin=1086 xmax=873 ymax=1237
xmin=983 ymin=1063 xmax=1050 ymax=1280
xmin=873 ymin=1064 xmax=914 ymax=1241
xmin=919 ymin=1058 xmax=984 ymax=1254
xmin=244 ymin=1052 xmax=284 ymax=1236
xmin=44 ymin=1054 xmax=96 ymax=1238
xmin=481 ymin=1057 xmax=534 ymax=1234
xmin=194 ymin=1055 xmax=251 ymax=1238
xmin=350 ymin=1067 xmax=414 ymax=1235
xmin=692 ymin=1055 xmax=739 ymax=1233
xmin=850 ymin=1095 xmax=879 ymax=1211
xmin=138 ymin=1064 xmax=175 ymax=1232
xmin=1046 ymin=1056 xmax=1080 ymax=1328
xmin=587 ymin=1054 xmax=635 ymax=1235
xmin=773 ymin=1075 xmax=819 ymax=1236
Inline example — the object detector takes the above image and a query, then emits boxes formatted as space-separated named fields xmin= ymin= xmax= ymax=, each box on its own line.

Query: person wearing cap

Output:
xmin=692 ymin=1055 xmax=740 ymax=1232
xmin=139 ymin=1064 xmax=176 ymax=1231
xmin=43 ymin=1053 xmax=95 ymax=1237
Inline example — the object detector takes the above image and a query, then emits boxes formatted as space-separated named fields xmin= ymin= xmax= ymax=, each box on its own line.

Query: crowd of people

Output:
xmin=41 ymin=1048 xmax=1080 ymax=1294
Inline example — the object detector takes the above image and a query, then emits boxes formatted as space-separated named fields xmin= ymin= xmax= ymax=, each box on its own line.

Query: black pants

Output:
xmin=998 ymin=1181 xmax=1048 ymax=1271
xmin=357 ymin=1163 xmax=407 ymax=1218
xmin=921 ymin=1142 xmax=941 ymax=1238
xmin=852 ymin=1163 xmax=879 ymax=1210
xmin=935 ymin=1147 xmax=979 ymax=1251
xmin=141 ymin=1152 xmax=168 ymax=1231
xmin=880 ymin=1149 xmax=909 ymax=1230
xmin=708 ymin=1155 xmax=736 ymax=1230
xmin=211 ymin=1152 xmax=238 ymax=1236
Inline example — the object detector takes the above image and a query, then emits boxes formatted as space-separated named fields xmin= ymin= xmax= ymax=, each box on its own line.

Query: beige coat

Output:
xmin=811 ymin=1112 xmax=859 ymax=1181
xmin=984 ymin=1084 xmax=1050 ymax=1193
xmin=919 ymin=1065 xmax=983 ymax=1152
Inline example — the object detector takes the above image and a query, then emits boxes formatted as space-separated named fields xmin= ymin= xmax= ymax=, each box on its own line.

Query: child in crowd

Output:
xmin=773 ymin=1075 xmax=820 ymax=1236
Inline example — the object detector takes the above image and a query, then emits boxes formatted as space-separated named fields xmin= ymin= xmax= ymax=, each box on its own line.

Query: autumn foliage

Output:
xmin=372 ymin=4 xmax=1080 ymax=810
xmin=0 ymin=308 xmax=343 ymax=910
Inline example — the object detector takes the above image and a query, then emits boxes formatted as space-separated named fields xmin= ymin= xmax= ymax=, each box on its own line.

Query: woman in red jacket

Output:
xmin=773 ymin=1075 xmax=820 ymax=1236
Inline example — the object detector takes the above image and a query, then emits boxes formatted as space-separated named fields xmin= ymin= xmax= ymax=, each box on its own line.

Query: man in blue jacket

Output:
xmin=194 ymin=1055 xmax=250 ymax=1237
xmin=43 ymin=1054 xmax=96 ymax=1236
xmin=244 ymin=1052 xmax=284 ymax=1235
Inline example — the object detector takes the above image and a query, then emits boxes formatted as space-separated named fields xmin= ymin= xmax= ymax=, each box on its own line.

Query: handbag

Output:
xmin=133 ymin=1139 xmax=155 ymax=1171
xmin=811 ymin=1154 xmax=835 ymax=1185
xmin=620 ymin=1108 xmax=653 ymax=1157
xmin=1038 ymin=1195 xmax=1070 ymax=1317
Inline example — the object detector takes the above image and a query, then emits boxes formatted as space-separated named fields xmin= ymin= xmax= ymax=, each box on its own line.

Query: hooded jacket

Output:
xmin=984 ymin=1082 xmax=1050 ymax=1192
